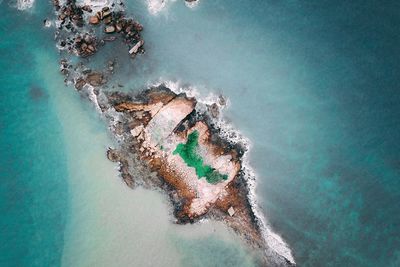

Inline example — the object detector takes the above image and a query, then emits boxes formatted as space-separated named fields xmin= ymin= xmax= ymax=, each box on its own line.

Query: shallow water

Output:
xmin=1 ymin=1 xmax=258 ymax=267
xmin=38 ymin=51 xmax=257 ymax=266
xmin=1 ymin=0 xmax=400 ymax=266
xmin=121 ymin=1 xmax=400 ymax=266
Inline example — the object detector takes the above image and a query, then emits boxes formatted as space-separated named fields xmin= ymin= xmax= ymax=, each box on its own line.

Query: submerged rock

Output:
xmin=74 ymin=78 xmax=86 ymax=90
xmin=105 ymin=25 xmax=115 ymax=33
xmin=208 ymin=103 xmax=219 ymax=118
xmin=86 ymin=72 xmax=106 ymax=86
xmin=107 ymin=148 xmax=120 ymax=162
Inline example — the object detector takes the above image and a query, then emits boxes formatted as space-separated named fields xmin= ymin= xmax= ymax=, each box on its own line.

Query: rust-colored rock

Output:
xmin=89 ymin=16 xmax=100 ymax=25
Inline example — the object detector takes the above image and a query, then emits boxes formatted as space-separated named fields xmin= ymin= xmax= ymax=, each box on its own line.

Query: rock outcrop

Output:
xmin=93 ymin=86 xmax=294 ymax=266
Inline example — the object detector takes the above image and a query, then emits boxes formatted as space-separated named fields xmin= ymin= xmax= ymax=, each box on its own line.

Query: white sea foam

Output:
xmin=86 ymin=78 xmax=294 ymax=264
xmin=152 ymin=79 xmax=295 ymax=264
xmin=184 ymin=0 xmax=200 ymax=9
xmin=146 ymin=0 xmax=181 ymax=15
xmin=86 ymin=84 xmax=103 ymax=113
xmin=146 ymin=0 xmax=167 ymax=15
xmin=17 ymin=0 xmax=34 ymax=10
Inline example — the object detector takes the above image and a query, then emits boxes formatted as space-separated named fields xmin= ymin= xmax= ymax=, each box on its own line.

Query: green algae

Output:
xmin=173 ymin=130 xmax=228 ymax=184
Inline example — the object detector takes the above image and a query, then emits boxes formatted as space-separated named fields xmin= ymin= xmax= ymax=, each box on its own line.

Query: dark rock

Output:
xmin=103 ymin=36 xmax=117 ymax=42
xmin=107 ymin=148 xmax=120 ymax=162
xmin=82 ymin=5 xmax=92 ymax=12
xmin=103 ymin=16 xmax=112 ymax=24
xmin=208 ymin=103 xmax=220 ymax=118
xmin=74 ymin=78 xmax=86 ymax=90
xmin=105 ymin=25 xmax=116 ymax=33
xmin=133 ymin=21 xmax=143 ymax=31
xmin=60 ymin=68 xmax=69 ymax=75
xmin=115 ymin=23 xmax=123 ymax=32
xmin=86 ymin=72 xmax=106 ymax=86
xmin=89 ymin=16 xmax=100 ymax=25
xmin=218 ymin=95 xmax=226 ymax=106
xmin=82 ymin=68 xmax=92 ymax=75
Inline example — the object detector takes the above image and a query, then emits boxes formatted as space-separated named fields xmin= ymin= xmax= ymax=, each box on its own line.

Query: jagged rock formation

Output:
xmin=95 ymin=86 xmax=295 ymax=266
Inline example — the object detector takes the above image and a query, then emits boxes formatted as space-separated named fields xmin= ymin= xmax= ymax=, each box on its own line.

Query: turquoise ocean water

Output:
xmin=1 ymin=0 xmax=399 ymax=266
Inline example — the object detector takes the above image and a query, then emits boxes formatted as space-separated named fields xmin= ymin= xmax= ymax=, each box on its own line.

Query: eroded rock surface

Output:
xmin=93 ymin=86 xmax=295 ymax=266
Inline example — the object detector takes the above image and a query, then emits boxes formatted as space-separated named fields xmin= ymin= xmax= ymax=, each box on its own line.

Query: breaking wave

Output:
xmin=146 ymin=0 xmax=169 ymax=15
xmin=146 ymin=0 xmax=198 ymax=15
xmin=153 ymin=79 xmax=296 ymax=265
xmin=16 ymin=0 xmax=34 ymax=10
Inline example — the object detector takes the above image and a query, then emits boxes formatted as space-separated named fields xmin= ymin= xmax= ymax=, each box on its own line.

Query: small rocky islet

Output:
xmin=51 ymin=1 xmax=295 ymax=266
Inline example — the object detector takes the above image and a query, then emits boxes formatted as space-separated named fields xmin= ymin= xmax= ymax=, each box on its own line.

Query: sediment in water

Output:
xmin=50 ymin=1 xmax=295 ymax=266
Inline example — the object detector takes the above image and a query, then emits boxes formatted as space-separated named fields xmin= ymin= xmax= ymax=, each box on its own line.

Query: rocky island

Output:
xmin=50 ymin=0 xmax=295 ymax=266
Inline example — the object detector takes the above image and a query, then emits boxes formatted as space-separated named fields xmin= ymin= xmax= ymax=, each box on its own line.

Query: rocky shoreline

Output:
xmin=51 ymin=1 xmax=295 ymax=266
xmin=53 ymin=0 xmax=144 ymax=58
xmin=97 ymin=85 xmax=294 ymax=266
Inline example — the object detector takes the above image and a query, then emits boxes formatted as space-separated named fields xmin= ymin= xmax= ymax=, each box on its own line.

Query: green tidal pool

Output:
xmin=173 ymin=131 xmax=228 ymax=184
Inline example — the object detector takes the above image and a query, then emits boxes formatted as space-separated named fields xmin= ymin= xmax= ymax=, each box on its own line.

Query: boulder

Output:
xmin=133 ymin=22 xmax=143 ymax=31
xmin=115 ymin=23 xmax=123 ymax=32
xmin=103 ymin=36 xmax=117 ymax=42
xmin=43 ymin=19 xmax=52 ymax=27
xmin=105 ymin=25 xmax=115 ymax=33
xmin=104 ymin=16 xmax=112 ymax=24
xmin=82 ymin=5 xmax=92 ymax=12
xmin=218 ymin=95 xmax=226 ymax=106
xmin=89 ymin=16 xmax=100 ymax=25
xmin=86 ymin=45 xmax=95 ymax=53
xmin=129 ymin=40 xmax=144 ymax=54
xmin=102 ymin=10 xmax=112 ymax=18
xmin=107 ymin=148 xmax=120 ymax=162
xmin=86 ymin=73 xmax=105 ymax=86
xmin=208 ymin=103 xmax=219 ymax=118
xmin=74 ymin=78 xmax=86 ymax=90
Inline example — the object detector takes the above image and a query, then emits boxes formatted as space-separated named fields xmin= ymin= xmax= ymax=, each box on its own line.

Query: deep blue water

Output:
xmin=1 ymin=0 xmax=400 ymax=266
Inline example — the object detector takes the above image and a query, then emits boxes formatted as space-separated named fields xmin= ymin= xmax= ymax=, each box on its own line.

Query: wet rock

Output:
xmin=103 ymin=36 xmax=117 ymax=42
xmin=43 ymin=19 xmax=52 ymax=27
xmin=208 ymin=103 xmax=219 ymax=118
xmin=87 ymin=44 xmax=95 ymax=53
xmin=83 ymin=34 xmax=92 ymax=43
xmin=105 ymin=25 xmax=115 ymax=33
xmin=86 ymin=72 xmax=106 ymax=86
xmin=129 ymin=40 xmax=144 ymax=54
xmin=218 ymin=95 xmax=226 ymax=106
xmin=115 ymin=23 xmax=123 ymax=32
xmin=107 ymin=148 xmax=120 ymax=162
xmin=60 ymin=68 xmax=69 ymax=75
xmin=74 ymin=78 xmax=86 ymax=90
xmin=96 ymin=11 xmax=103 ymax=20
xmin=89 ymin=16 xmax=100 ymax=25
xmin=133 ymin=22 xmax=143 ymax=31
xmin=103 ymin=16 xmax=113 ymax=24
xmin=82 ymin=68 xmax=92 ymax=75
xmin=107 ymin=60 xmax=115 ymax=71
xmin=81 ymin=5 xmax=92 ymax=12
xmin=102 ymin=10 xmax=112 ymax=19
